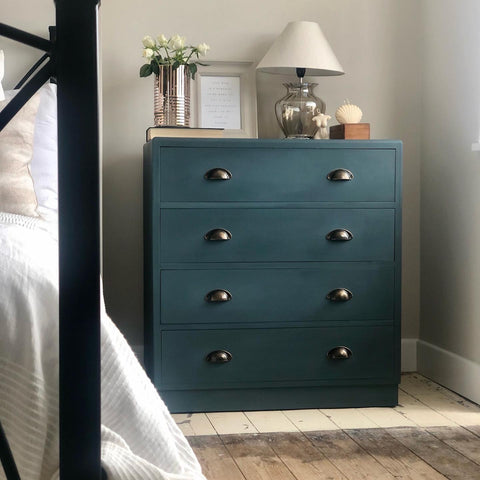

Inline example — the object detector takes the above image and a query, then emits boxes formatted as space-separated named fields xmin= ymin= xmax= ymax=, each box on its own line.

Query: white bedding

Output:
xmin=0 ymin=212 xmax=206 ymax=480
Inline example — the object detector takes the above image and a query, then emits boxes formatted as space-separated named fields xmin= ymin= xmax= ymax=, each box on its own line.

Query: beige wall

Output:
xmin=1 ymin=1 xmax=54 ymax=86
xmin=101 ymin=0 xmax=422 ymax=344
xmin=420 ymin=0 xmax=480 ymax=363
xmin=2 ymin=0 xmax=422 ymax=347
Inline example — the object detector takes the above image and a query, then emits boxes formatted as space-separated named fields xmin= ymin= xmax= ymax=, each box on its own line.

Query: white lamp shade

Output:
xmin=256 ymin=21 xmax=344 ymax=76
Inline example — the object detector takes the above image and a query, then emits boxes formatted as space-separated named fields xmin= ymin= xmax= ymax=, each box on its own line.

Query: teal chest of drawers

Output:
xmin=144 ymin=138 xmax=402 ymax=413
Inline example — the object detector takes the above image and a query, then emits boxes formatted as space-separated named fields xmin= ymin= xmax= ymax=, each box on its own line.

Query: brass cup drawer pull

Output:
xmin=205 ymin=289 xmax=232 ymax=303
xmin=327 ymin=168 xmax=354 ymax=181
xmin=327 ymin=346 xmax=353 ymax=360
xmin=204 ymin=228 xmax=232 ymax=241
xmin=326 ymin=229 xmax=353 ymax=241
xmin=326 ymin=288 xmax=353 ymax=302
xmin=204 ymin=168 xmax=232 ymax=180
xmin=206 ymin=350 xmax=232 ymax=364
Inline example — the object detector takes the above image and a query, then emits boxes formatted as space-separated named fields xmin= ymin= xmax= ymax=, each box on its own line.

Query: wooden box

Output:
xmin=330 ymin=123 xmax=370 ymax=139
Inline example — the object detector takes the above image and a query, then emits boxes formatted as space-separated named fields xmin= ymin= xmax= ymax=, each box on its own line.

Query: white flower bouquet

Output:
xmin=140 ymin=34 xmax=210 ymax=79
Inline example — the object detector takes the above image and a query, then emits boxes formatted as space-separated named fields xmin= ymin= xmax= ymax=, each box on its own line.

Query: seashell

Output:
xmin=335 ymin=102 xmax=363 ymax=124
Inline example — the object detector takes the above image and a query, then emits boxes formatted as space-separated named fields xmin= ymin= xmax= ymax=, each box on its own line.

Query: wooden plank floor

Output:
xmin=174 ymin=374 xmax=480 ymax=480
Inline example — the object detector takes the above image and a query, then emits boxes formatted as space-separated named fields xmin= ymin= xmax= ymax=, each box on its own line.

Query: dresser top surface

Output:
xmin=147 ymin=138 xmax=402 ymax=150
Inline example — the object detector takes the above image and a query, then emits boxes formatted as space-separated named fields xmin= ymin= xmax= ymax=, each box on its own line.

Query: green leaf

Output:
xmin=151 ymin=61 xmax=160 ymax=75
xmin=139 ymin=64 xmax=152 ymax=77
xmin=172 ymin=61 xmax=180 ymax=70
xmin=189 ymin=63 xmax=198 ymax=79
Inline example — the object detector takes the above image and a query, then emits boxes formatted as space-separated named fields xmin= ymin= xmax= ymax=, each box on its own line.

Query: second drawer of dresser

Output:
xmin=160 ymin=264 xmax=395 ymax=324
xmin=159 ymin=208 xmax=395 ymax=263
xmin=159 ymin=325 xmax=395 ymax=389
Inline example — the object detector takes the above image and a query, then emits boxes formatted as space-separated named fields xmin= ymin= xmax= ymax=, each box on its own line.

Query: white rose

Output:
xmin=142 ymin=35 xmax=156 ymax=48
xmin=157 ymin=34 xmax=168 ymax=47
xmin=169 ymin=34 xmax=186 ymax=50
xmin=143 ymin=48 xmax=154 ymax=59
xmin=197 ymin=43 xmax=210 ymax=56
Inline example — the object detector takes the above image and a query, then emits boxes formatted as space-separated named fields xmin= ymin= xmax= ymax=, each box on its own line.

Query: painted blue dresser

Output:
xmin=143 ymin=138 xmax=402 ymax=413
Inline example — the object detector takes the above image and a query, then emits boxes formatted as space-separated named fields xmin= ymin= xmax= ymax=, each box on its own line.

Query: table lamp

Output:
xmin=257 ymin=21 xmax=344 ymax=138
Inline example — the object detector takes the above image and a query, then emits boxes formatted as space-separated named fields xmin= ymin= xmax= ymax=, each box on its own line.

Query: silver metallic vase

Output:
xmin=154 ymin=65 xmax=191 ymax=127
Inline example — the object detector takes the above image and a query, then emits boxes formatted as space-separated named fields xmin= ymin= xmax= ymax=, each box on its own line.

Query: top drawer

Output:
xmin=157 ymin=146 xmax=396 ymax=203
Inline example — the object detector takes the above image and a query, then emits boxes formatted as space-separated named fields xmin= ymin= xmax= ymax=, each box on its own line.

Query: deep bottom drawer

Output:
xmin=159 ymin=325 xmax=395 ymax=389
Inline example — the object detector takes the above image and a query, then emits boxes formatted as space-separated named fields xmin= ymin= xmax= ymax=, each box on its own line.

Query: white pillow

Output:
xmin=0 ymin=90 xmax=40 ymax=217
xmin=31 ymin=83 xmax=58 ymax=221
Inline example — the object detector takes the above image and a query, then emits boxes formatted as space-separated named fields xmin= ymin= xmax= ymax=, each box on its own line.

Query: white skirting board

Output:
xmin=133 ymin=341 xmax=419 ymax=373
xmin=418 ymin=340 xmax=480 ymax=405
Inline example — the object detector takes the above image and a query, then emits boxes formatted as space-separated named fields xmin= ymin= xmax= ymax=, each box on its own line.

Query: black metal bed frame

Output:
xmin=0 ymin=1 xmax=102 ymax=478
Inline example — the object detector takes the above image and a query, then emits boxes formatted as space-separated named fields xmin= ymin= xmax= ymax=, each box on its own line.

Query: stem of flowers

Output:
xmin=184 ymin=47 xmax=197 ymax=65
xmin=162 ymin=45 xmax=172 ymax=62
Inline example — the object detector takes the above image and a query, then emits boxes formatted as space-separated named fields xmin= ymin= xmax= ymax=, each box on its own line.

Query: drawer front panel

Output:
xmin=158 ymin=147 xmax=396 ymax=203
xmin=160 ymin=208 xmax=395 ymax=263
xmin=160 ymin=326 xmax=395 ymax=388
xmin=160 ymin=264 xmax=394 ymax=324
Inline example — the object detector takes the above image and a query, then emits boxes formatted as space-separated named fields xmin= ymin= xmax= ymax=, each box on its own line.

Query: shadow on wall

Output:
xmin=101 ymin=77 xmax=151 ymax=346
xmin=256 ymin=71 xmax=285 ymax=139
xmin=102 ymin=152 xmax=145 ymax=345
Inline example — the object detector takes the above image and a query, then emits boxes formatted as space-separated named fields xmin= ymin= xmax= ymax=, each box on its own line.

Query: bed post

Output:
xmin=55 ymin=1 xmax=102 ymax=479
xmin=0 ymin=422 xmax=20 ymax=480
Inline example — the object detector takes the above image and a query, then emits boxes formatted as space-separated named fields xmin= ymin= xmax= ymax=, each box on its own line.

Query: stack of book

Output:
xmin=146 ymin=126 xmax=223 ymax=142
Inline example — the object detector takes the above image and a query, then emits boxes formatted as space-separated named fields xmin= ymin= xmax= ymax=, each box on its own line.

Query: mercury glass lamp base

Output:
xmin=285 ymin=134 xmax=315 ymax=139
xmin=275 ymin=82 xmax=325 ymax=139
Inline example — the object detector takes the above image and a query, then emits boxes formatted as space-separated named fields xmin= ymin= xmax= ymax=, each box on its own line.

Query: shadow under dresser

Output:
xmin=143 ymin=138 xmax=402 ymax=413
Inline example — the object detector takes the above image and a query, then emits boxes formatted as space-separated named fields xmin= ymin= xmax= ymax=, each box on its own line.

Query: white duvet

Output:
xmin=0 ymin=212 xmax=206 ymax=480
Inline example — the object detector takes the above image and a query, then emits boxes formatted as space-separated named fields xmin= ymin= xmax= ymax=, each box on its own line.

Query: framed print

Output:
xmin=193 ymin=61 xmax=258 ymax=138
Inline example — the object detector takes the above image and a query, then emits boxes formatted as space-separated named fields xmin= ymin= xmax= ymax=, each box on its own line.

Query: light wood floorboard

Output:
xmin=178 ymin=374 xmax=480 ymax=479
xmin=172 ymin=413 xmax=216 ymax=436
xmin=188 ymin=435 xmax=246 ymax=480
xmin=346 ymin=428 xmax=448 ymax=479
xmin=264 ymin=432 xmax=347 ymax=480
xmin=243 ymin=410 xmax=299 ymax=433
xmin=305 ymin=430 xmax=397 ymax=479
xmin=396 ymin=390 xmax=458 ymax=427
xmin=319 ymin=408 xmax=378 ymax=430
xmin=401 ymin=374 xmax=480 ymax=426
xmin=282 ymin=409 xmax=340 ymax=432
xmin=206 ymin=411 xmax=258 ymax=435
xmin=221 ymin=434 xmax=298 ymax=480
xmin=388 ymin=427 xmax=480 ymax=480
xmin=190 ymin=428 xmax=480 ymax=480
xmin=359 ymin=406 xmax=417 ymax=428
xmin=466 ymin=425 xmax=480 ymax=437
xmin=427 ymin=426 xmax=480 ymax=466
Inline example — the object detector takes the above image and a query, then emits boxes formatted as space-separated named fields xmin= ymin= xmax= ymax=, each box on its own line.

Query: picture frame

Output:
xmin=192 ymin=61 xmax=258 ymax=138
